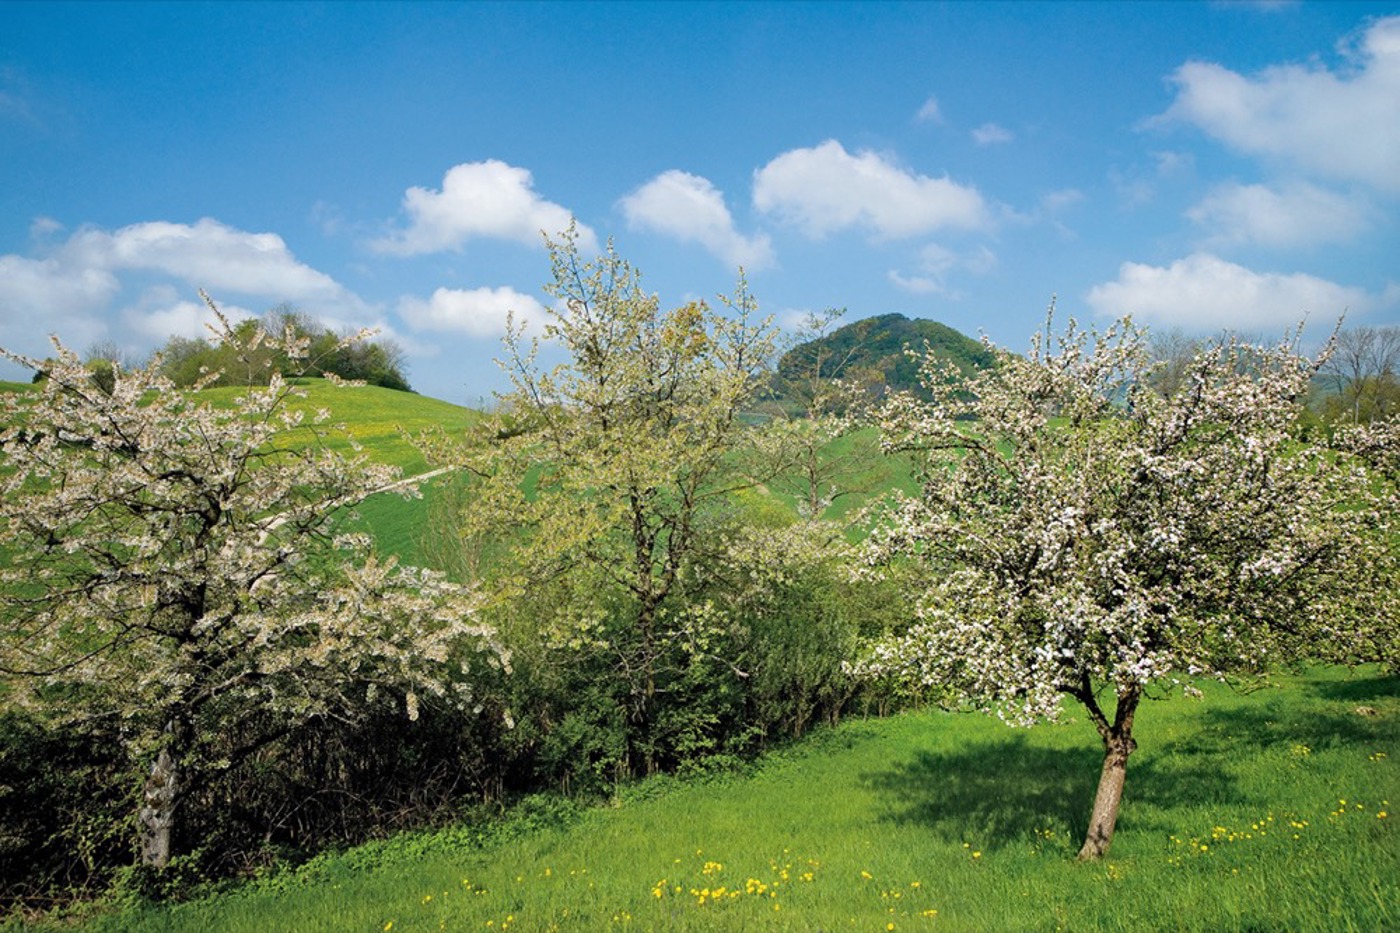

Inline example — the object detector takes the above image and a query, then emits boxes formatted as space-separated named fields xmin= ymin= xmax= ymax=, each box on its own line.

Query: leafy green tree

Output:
xmin=0 ymin=300 xmax=499 ymax=870
xmin=153 ymin=305 xmax=412 ymax=391
xmin=857 ymin=314 xmax=1397 ymax=859
xmin=439 ymin=227 xmax=777 ymax=776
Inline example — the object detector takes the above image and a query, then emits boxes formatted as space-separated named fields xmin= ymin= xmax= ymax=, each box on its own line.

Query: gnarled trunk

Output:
xmin=1076 ymin=684 xmax=1140 ymax=860
xmin=138 ymin=719 xmax=189 ymax=869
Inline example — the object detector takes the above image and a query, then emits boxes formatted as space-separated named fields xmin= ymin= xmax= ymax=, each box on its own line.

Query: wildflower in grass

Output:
xmin=1379 ymin=811 xmax=1389 ymax=819
xmin=861 ymin=870 xmax=874 ymax=880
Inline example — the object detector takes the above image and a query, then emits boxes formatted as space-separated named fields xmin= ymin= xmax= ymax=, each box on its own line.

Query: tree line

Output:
xmin=72 ymin=304 xmax=412 ymax=393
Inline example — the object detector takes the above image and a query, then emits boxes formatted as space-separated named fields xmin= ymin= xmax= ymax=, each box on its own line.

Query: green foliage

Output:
xmin=152 ymin=307 xmax=413 ymax=392
xmin=0 ymin=714 xmax=135 ymax=903
xmin=81 ymin=667 xmax=1398 ymax=933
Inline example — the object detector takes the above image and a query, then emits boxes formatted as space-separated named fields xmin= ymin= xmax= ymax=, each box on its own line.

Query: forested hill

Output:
xmin=776 ymin=313 xmax=994 ymax=398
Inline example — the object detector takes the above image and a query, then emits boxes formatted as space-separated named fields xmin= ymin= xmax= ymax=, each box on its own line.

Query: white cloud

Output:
xmin=64 ymin=219 xmax=349 ymax=304
xmin=0 ymin=217 xmax=369 ymax=372
xmin=125 ymin=293 xmax=257 ymax=343
xmin=619 ymin=170 xmax=774 ymax=270
xmin=373 ymin=160 xmax=598 ymax=255
xmin=29 ymin=216 xmax=63 ymax=239
xmin=889 ymin=243 xmax=997 ymax=297
xmin=397 ymin=286 xmax=547 ymax=338
xmin=971 ymin=122 xmax=1013 ymax=145
xmin=0 ymin=253 xmax=120 ymax=319
xmin=915 ymin=95 xmax=944 ymax=124
xmin=0 ymin=253 xmax=119 ymax=358
xmin=753 ymin=139 xmax=991 ymax=239
xmin=1085 ymin=252 xmax=1378 ymax=330
xmin=1159 ymin=16 xmax=1400 ymax=192
xmin=1186 ymin=180 xmax=1372 ymax=248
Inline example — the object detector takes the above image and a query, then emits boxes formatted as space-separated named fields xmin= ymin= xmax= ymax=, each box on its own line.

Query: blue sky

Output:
xmin=2 ymin=1 xmax=1397 ymax=403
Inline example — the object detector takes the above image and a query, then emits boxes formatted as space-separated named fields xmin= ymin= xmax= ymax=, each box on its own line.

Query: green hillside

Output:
xmin=261 ymin=380 xmax=479 ymax=567
xmin=776 ymin=313 xmax=994 ymax=399
xmin=195 ymin=378 xmax=478 ymax=474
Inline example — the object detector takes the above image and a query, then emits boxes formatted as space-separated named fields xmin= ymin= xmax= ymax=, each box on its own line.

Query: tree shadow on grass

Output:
xmin=1305 ymin=672 xmax=1400 ymax=705
xmin=863 ymin=733 xmax=1240 ymax=851
xmin=866 ymin=688 xmax=1397 ymax=852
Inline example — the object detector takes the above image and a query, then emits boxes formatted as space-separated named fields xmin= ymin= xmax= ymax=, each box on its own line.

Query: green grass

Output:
xmin=204 ymin=380 xmax=479 ymax=567
xmin=196 ymin=379 xmax=480 ymax=475
xmin=75 ymin=667 xmax=1397 ymax=932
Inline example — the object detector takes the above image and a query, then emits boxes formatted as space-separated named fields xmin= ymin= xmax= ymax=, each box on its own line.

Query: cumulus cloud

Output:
xmin=397 ymin=286 xmax=547 ymax=338
xmin=0 ymin=253 xmax=120 ymax=319
xmin=125 ymin=292 xmax=257 ymax=343
xmin=0 ymin=217 xmax=367 ymax=371
xmin=1186 ymin=180 xmax=1372 ymax=248
xmin=753 ymin=140 xmax=991 ymax=239
xmin=65 ymin=219 xmax=349 ymax=303
xmin=971 ymin=122 xmax=1014 ymax=145
xmin=0 ymin=253 xmax=119 ymax=358
xmin=373 ymin=160 xmax=598 ymax=255
xmin=1159 ymin=16 xmax=1400 ymax=192
xmin=1085 ymin=252 xmax=1378 ymax=330
xmin=619 ymin=170 xmax=774 ymax=270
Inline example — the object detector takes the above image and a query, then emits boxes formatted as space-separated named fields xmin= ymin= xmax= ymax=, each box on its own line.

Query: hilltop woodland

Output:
xmin=0 ymin=238 xmax=1395 ymax=912
xmin=79 ymin=305 xmax=413 ymax=393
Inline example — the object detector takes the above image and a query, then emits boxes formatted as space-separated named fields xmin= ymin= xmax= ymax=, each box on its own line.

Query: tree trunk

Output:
xmin=1076 ymin=685 xmax=1140 ymax=860
xmin=138 ymin=720 xmax=187 ymax=869
xmin=1077 ymin=731 xmax=1135 ymax=859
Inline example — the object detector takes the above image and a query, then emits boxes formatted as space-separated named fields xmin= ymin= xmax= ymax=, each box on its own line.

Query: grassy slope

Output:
xmin=88 ymin=668 xmax=1397 ymax=933
xmin=199 ymin=380 xmax=480 ymax=567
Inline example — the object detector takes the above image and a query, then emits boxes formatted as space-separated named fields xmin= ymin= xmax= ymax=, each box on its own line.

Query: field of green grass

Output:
xmin=206 ymin=380 xmax=480 ymax=567
xmin=76 ymin=667 xmax=1396 ymax=933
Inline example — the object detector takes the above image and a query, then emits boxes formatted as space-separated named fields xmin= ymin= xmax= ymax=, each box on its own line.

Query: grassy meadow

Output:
xmin=75 ymin=667 xmax=1396 ymax=933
